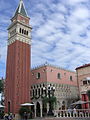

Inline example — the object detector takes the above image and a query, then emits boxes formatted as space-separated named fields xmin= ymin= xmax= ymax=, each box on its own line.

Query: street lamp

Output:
xmin=43 ymin=84 xmax=55 ymax=116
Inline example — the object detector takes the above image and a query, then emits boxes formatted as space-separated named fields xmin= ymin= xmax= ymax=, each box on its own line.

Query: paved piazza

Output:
xmin=31 ymin=118 xmax=90 ymax=120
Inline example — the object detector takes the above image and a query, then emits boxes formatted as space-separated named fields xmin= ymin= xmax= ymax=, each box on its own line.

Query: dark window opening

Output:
xmin=27 ymin=31 xmax=28 ymax=35
xmin=22 ymin=29 xmax=24 ymax=34
xmin=83 ymin=81 xmax=87 ymax=85
xmin=35 ymin=89 xmax=37 ymax=96
xmin=24 ymin=30 xmax=26 ymax=35
xmin=41 ymin=88 xmax=43 ymax=95
xmin=88 ymin=80 xmax=90 ymax=84
xmin=70 ymin=76 xmax=73 ymax=81
xmin=33 ymin=90 xmax=34 ymax=97
xmin=38 ymin=89 xmax=40 ymax=96
xmin=8 ymin=101 xmax=10 ymax=113
xmin=30 ymin=90 xmax=32 ymax=96
xmin=36 ymin=73 xmax=40 ymax=79
xmin=57 ymin=73 xmax=61 ymax=79
xmin=19 ymin=28 xmax=21 ymax=33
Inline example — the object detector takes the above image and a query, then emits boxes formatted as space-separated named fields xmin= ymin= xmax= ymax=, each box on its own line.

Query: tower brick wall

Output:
xmin=5 ymin=40 xmax=31 ymax=114
xmin=5 ymin=0 xmax=32 ymax=114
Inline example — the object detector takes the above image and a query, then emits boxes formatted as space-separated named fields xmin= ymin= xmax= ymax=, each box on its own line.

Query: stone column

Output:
xmin=34 ymin=104 xmax=36 ymax=118
xmin=47 ymin=103 xmax=49 ymax=114
xmin=40 ymin=102 xmax=43 ymax=117
xmin=40 ymin=87 xmax=41 ymax=96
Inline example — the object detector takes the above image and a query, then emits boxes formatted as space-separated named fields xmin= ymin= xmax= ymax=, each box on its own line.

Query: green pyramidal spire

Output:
xmin=14 ymin=0 xmax=28 ymax=17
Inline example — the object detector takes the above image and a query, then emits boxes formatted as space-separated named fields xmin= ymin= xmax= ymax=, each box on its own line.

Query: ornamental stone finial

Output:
xmin=20 ymin=0 xmax=23 ymax=4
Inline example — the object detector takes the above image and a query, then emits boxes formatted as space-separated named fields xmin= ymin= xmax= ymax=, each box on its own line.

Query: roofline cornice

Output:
xmin=8 ymin=20 xmax=32 ymax=30
xmin=76 ymin=63 xmax=90 ymax=70
xmin=11 ymin=13 xmax=30 ymax=22
xmin=31 ymin=63 xmax=75 ymax=73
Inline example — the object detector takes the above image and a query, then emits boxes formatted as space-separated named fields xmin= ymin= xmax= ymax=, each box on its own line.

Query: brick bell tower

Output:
xmin=5 ymin=0 xmax=32 ymax=114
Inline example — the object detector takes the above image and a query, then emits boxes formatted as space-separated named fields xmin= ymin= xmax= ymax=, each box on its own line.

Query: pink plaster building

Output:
xmin=76 ymin=64 xmax=90 ymax=109
xmin=30 ymin=64 xmax=79 ymax=117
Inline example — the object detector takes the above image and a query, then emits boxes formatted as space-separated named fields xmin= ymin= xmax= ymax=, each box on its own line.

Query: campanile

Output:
xmin=5 ymin=0 xmax=32 ymax=114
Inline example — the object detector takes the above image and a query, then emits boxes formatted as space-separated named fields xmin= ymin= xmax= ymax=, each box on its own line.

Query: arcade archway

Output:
xmin=36 ymin=102 xmax=40 ymax=117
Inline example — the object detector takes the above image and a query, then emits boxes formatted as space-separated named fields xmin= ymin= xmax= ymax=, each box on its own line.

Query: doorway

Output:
xmin=36 ymin=102 xmax=40 ymax=117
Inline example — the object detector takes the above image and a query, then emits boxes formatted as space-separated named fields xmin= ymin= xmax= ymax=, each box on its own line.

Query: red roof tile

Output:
xmin=76 ymin=63 xmax=90 ymax=70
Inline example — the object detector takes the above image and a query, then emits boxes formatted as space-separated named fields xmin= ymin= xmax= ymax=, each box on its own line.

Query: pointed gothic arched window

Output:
xmin=22 ymin=29 xmax=24 ymax=34
xmin=24 ymin=30 xmax=26 ymax=35
xmin=57 ymin=73 xmax=61 ymax=79
xmin=19 ymin=28 xmax=21 ymax=33
xmin=27 ymin=31 xmax=28 ymax=35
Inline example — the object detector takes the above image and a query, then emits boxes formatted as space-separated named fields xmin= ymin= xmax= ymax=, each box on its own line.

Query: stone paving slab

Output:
xmin=2 ymin=117 xmax=90 ymax=120
xmin=1 ymin=118 xmax=89 ymax=120
xmin=31 ymin=118 xmax=90 ymax=120
xmin=54 ymin=118 xmax=90 ymax=119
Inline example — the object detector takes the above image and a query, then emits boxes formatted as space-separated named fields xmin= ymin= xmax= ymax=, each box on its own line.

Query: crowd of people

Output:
xmin=4 ymin=113 xmax=14 ymax=120
xmin=23 ymin=111 xmax=34 ymax=119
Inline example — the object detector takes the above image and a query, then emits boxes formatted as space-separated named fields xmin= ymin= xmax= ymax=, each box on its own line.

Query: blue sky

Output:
xmin=0 ymin=0 xmax=90 ymax=77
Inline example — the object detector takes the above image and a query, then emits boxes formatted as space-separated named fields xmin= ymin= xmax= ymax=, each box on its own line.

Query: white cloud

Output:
xmin=68 ymin=0 xmax=88 ymax=5
xmin=72 ymin=8 xmax=89 ymax=19
xmin=30 ymin=0 xmax=90 ymax=71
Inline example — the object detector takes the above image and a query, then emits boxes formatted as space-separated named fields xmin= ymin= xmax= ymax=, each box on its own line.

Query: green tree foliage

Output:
xmin=0 ymin=80 xmax=4 ymax=93
xmin=0 ymin=111 xmax=4 ymax=119
xmin=43 ymin=96 xmax=57 ymax=103
xmin=19 ymin=107 xmax=31 ymax=118
xmin=87 ymin=90 xmax=90 ymax=100
xmin=42 ymin=96 xmax=57 ymax=109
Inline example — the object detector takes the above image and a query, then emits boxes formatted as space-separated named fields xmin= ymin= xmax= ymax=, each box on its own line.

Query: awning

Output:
xmin=0 ymin=104 xmax=5 ymax=108
xmin=21 ymin=103 xmax=35 ymax=106
xmin=71 ymin=100 xmax=87 ymax=105
xmin=86 ymin=77 xmax=90 ymax=81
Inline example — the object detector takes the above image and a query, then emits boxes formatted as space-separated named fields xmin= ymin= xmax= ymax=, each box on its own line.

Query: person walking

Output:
xmin=24 ymin=112 xmax=27 ymax=120
xmin=4 ymin=114 xmax=9 ymax=120
xmin=73 ymin=108 xmax=77 ymax=117
xmin=8 ymin=113 xmax=14 ymax=120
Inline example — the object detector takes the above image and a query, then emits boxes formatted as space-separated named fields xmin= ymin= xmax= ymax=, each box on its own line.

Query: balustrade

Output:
xmin=54 ymin=109 xmax=90 ymax=118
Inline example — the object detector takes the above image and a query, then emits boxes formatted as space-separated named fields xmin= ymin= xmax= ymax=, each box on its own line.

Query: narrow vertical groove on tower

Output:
xmin=5 ymin=0 xmax=32 ymax=114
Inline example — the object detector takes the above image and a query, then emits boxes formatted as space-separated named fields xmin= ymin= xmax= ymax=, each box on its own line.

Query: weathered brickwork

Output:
xmin=5 ymin=0 xmax=32 ymax=114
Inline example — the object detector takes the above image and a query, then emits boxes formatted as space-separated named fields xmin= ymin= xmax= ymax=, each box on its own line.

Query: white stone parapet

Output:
xmin=8 ymin=33 xmax=31 ymax=45
xmin=54 ymin=109 xmax=90 ymax=118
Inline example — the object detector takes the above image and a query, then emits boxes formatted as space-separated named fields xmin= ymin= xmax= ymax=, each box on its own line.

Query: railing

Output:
xmin=54 ymin=109 xmax=90 ymax=118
